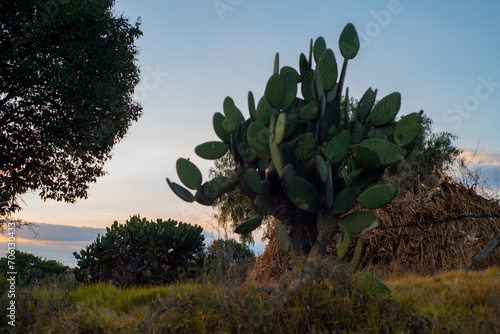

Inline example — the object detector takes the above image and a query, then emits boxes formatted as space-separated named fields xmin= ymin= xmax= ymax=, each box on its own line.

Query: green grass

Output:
xmin=385 ymin=267 xmax=500 ymax=333
xmin=1 ymin=266 xmax=499 ymax=333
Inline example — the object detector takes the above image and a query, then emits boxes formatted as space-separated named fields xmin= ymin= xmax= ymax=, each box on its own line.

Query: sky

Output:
xmin=2 ymin=0 xmax=500 ymax=267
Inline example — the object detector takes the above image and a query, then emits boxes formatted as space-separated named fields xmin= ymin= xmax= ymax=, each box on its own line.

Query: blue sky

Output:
xmin=3 ymin=0 xmax=500 ymax=266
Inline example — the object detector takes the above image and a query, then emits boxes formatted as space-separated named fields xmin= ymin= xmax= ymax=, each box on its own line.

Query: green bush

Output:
xmin=202 ymin=239 xmax=256 ymax=282
xmin=206 ymin=238 xmax=255 ymax=264
xmin=73 ymin=215 xmax=205 ymax=286
xmin=0 ymin=251 xmax=70 ymax=293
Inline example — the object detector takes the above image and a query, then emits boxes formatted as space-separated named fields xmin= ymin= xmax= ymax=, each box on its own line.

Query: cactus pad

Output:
xmin=213 ymin=112 xmax=231 ymax=144
xmin=282 ymin=163 xmax=296 ymax=189
xmin=235 ymin=215 xmax=263 ymax=234
xmin=202 ymin=176 xmax=234 ymax=199
xmin=195 ymin=141 xmax=229 ymax=160
xmin=334 ymin=186 xmax=360 ymax=214
xmin=337 ymin=230 xmax=351 ymax=260
xmin=352 ymin=168 xmax=386 ymax=189
xmin=167 ymin=178 xmax=195 ymax=202
xmin=286 ymin=176 xmax=322 ymax=213
xmin=176 ymin=158 xmax=202 ymax=190
xmin=248 ymin=91 xmax=257 ymax=121
xmin=326 ymin=129 xmax=351 ymax=165
xmin=351 ymin=236 xmax=365 ymax=272
xmin=300 ymin=102 xmax=318 ymax=121
xmin=316 ymin=155 xmax=328 ymax=182
xmin=246 ymin=168 xmax=262 ymax=194
xmin=254 ymin=181 xmax=270 ymax=214
xmin=256 ymin=96 xmax=272 ymax=125
xmin=301 ymin=69 xmax=314 ymax=103
xmin=313 ymin=36 xmax=327 ymax=64
xmin=274 ymin=112 xmax=286 ymax=144
xmin=294 ymin=133 xmax=316 ymax=161
xmin=317 ymin=49 xmax=338 ymax=92
xmin=247 ymin=121 xmax=271 ymax=158
xmin=351 ymin=144 xmax=381 ymax=169
xmin=265 ymin=73 xmax=286 ymax=108
xmin=357 ymin=138 xmax=405 ymax=166
xmin=339 ymin=23 xmax=360 ymax=60
xmin=281 ymin=70 xmax=299 ymax=110
xmin=222 ymin=96 xmax=244 ymax=132
xmin=280 ymin=66 xmax=301 ymax=82
xmin=369 ymin=92 xmax=401 ymax=127
xmin=339 ymin=211 xmax=379 ymax=234
xmin=358 ymin=183 xmax=397 ymax=209
xmin=394 ymin=112 xmax=422 ymax=147
xmin=269 ymin=140 xmax=284 ymax=177
xmin=356 ymin=88 xmax=377 ymax=122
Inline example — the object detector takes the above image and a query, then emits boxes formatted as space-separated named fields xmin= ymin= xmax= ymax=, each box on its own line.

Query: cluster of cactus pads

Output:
xmin=168 ymin=23 xmax=422 ymax=270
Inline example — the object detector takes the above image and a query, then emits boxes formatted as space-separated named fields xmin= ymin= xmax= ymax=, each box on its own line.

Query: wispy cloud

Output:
xmin=460 ymin=150 xmax=500 ymax=166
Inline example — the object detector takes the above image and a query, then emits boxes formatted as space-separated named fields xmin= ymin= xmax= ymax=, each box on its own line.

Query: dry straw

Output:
xmin=252 ymin=177 xmax=500 ymax=280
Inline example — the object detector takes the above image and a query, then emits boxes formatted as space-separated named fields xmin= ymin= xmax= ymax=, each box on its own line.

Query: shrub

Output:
xmin=206 ymin=238 xmax=256 ymax=264
xmin=0 ymin=251 xmax=70 ymax=293
xmin=73 ymin=215 xmax=205 ymax=286
xmin=202 ymin=239 xmax=256 ymax=282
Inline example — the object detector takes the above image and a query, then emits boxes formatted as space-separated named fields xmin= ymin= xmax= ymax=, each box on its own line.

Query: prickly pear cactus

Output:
xmin=167 ymin=23 xmax=422 ymax=270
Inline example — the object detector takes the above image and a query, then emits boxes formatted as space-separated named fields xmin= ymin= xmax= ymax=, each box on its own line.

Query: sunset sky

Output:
xmin=3 ymin=0 xmax=500 ymax=266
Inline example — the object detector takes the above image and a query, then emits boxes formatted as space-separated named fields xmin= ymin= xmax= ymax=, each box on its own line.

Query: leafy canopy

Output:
xmin=73 ymin=215 xmax=205 ymax=286
xmin=0 ymin=0 xmax=143 ymax=215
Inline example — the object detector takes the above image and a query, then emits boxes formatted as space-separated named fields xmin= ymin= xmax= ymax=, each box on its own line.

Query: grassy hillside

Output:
xmin=1 ymin=266 xmax=498 ymax=333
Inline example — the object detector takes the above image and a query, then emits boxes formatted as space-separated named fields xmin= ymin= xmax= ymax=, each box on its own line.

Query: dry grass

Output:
xmin=2 ymin=265 xmax=499 ymax=333
xmin=253 ymin=177 xmax=500 ymax=281
xmin=365 ymin=176 xmax=500 ymax=276
xmin=386 ymin=266 xmax=500 ymax=333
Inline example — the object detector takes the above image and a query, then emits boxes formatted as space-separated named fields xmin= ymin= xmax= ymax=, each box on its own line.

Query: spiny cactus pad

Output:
xmin=286 ymin=177 xmax=322 ymax=213
xmin=167 ymin=178 xmax=195 ymax=202
xmin=317 ymin=49 xmax=338 ymax=92
xmin=394 ymin=112 xmax=422 ymax=147
xmin=351 ymin=236 xmax=365 ymax=272
xmin=195 ymin=141 xmax=229 ymax=160
xmin=265 ymin=73 xmax=286 ymax=108
xmin=337 ymin=230 xmax=351 ymax=260
xmin=313 ymin=36 xmax=327 ymax=64
xmin=339 ymin=211 xmax=379 ymax=234
xmin=246 ymin=168 xmax=262 ymax=194
xmin=213 ymin=112 xmax=231 ymax=143
xmin=176 ymin=158 xmax=202 ymax=190
xmin=222 ymin=97 xmax=244 ymax=132
xmin=357 ymin=183 xmax=398 ymax=209
xmin=235 ymin=215 xmax=263 ymax=234
xmin=356 ymin=88 xmax=377 ymax=122
xmin=339 ymin=23 xmax=360 ymax=60
xmin=369 ymin=92 xmax=401 ymax=127
xmin=334 ymin=186 xmax=360 ymax=214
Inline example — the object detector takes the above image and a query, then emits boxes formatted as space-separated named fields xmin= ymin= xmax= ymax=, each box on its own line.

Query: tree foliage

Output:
xmin=209 ymin=152 xmax=273 ymax=244
xmin=401 ymin=114 xmax=462 ymax=188
xmin=206 ymin=238 xmax=255 ymax=264
xmin=0 ymin=0 xmax=143 ymax=215
xmin=73 ymin=215 xmax=205 ymax=286
xmin=0 ymin=250 xmax=69 ymax=290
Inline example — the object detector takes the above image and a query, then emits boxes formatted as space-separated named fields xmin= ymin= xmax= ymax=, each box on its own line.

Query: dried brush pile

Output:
xmin=251 ymin=177 xmax=500 ymax=280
